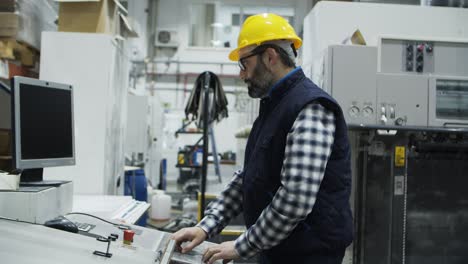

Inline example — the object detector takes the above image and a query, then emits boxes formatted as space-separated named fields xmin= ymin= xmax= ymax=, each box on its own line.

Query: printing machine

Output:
xmin=0 ymin=213 xmax=222 ymax=264
xmin=319 ymin=37 xmax=468 ymax=264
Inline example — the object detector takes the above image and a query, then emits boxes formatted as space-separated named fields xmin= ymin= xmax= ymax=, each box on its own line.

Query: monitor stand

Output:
xmin=19 ymin=168 xmax=69 ymax=187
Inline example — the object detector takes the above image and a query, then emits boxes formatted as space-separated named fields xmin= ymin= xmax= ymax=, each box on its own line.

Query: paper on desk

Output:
xmin=72 ymin=195 xmax=150 ymax=224
xmin=73 ymin=195 xmax=133 ymax=216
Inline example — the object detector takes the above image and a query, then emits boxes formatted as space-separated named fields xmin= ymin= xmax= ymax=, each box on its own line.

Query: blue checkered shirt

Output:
xmin=197 ymin=102 xmax=336 ymax=259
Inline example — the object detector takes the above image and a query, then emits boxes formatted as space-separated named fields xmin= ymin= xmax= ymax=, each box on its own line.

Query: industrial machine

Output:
xmin=320 ymin=37 xmax=468 ymax=264
xmin=323 ymin=37 xmax=468 ymax=128
xmin=0 ymin=214 xmax=222 ymax=264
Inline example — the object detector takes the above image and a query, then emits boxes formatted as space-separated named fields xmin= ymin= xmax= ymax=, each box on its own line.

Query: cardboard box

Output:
xmin=57 ymin=0 xmax=126 ymax=35
xmin=0 ymin=39 xmax=38 ymax=66
xmin=0 ymin=39 xmax=16 ymax=59
xmin=16 ymin=0 xmax=58 ymax=50
xmin=0 ymin=12 xmax=19 ymax=37
xmin=0 ymin=0 xmax=15 ymax=12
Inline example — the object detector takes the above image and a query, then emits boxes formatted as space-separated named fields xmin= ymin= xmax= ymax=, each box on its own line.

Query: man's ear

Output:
xmin=265 ymin=47 xmax=279 ymax=65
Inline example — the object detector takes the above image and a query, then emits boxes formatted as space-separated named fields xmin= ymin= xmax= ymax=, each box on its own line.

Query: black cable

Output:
xmin=65 ymin=212 xmax=128 ymax=229
xmin=0 ymin=215 xmax=43 ymax=226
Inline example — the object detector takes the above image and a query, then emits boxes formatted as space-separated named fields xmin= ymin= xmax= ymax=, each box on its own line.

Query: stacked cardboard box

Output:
xmin=0 ymin=0 xmax=57 ymax=50
xmin=0 ymin=12 xmax=18 ymax=37
xmin=0 ymin=0 xmax=18 ymax=44
xmin=0 ymin=0 xmax=15 ymax=12
xmin=0 ymin=0 xmax=57 ymax=70
xmin=57 ymin=0 xmax=137 ymax=37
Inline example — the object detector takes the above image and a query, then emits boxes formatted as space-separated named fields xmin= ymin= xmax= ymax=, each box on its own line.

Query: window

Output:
xmin=189 ymin=3 xmax=295 ymax=48
xmin=189 ymin=3 xmax=215 ymax=47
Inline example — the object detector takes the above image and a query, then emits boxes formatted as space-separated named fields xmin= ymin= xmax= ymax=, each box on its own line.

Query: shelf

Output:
xmin=176 ymin=164 xmax=202 ymax=169
xmin=0 ymin=156 xmax=12 ymax=160
xmin=208 ymin=160 xmax=236 ymax=165
xmin=175 ymin=131 xmax=204 ymax=135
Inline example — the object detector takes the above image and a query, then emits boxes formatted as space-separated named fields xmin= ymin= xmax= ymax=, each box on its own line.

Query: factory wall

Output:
xmin=139 ymin=0 xmax=311 ymax=178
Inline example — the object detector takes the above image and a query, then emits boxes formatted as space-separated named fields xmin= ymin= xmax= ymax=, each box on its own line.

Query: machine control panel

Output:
xmin=325 ymin=40 xmax=468 ymax=128
xmin=403 ymin=41 xmax=434 ymax=74
xmin=380 ymin=37 xmax=468 ymax=77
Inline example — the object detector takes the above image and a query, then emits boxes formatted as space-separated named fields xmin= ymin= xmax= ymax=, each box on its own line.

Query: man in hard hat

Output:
xmin=172 ymin=13 xmax=353 ymax=264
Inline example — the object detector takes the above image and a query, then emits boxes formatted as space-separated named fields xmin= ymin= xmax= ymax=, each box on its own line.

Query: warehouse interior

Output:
xmin=0 ymin=0 xmax=468 ymax=263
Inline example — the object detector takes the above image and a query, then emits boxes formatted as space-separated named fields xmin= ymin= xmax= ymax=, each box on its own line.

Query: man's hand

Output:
xmin=202 ymin=241 xmax=240 ymax=264
xmin=171 ymin=227 xmax=207 ymax=253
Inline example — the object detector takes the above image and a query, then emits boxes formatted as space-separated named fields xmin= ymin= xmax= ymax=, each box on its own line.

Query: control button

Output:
xmin=123 ymin=230 xmax=135 ymax=245
xmin=348 ymin=106 xmax=360 ymax=117
xmin=380 ymin=115 xmax=388 ymax=125
xmin=416 ymin=62 xmax=423 ymax=73
xmin=362 ymin=106 xmax=374 ymax=117
xmin=380 ymin=106 xmax=387 ymax=124
xmin=425 ymin=43 xmax=433 ymax=53
xmin=406 ymin=44 xmax=413 ymax=52
xmin=406 ymin=51 xmax=413 ymax=58
xmin=395 ymin=117 xmax=407 ymax=126
xmin=416 ymin=53 xmax=423 ymax=62
xmin=406 ymin=61 xmax=413 ymax=71
xmin=417 ymin=44 xmax=424 ymax=52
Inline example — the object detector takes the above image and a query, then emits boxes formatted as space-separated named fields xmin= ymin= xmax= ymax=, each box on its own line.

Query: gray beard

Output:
xmin=246 ymin=59 xmax=275 ymax=99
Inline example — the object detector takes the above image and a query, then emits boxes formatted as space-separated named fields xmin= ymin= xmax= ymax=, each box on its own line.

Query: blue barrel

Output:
xmin=124 ymin=169 xmax=148 ymax=226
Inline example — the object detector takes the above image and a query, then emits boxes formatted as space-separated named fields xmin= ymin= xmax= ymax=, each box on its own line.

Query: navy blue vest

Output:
xmin=242 ymin=69 xmax=353 ymax=263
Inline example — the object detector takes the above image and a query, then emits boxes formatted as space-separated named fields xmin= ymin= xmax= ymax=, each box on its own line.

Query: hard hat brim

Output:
xmin=228 ymin=47 xmax=242 ymax=61
xmin=228 ymin=38 xmax=302 ymax=61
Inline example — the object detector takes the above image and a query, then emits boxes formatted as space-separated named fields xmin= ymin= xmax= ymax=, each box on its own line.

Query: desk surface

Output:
xmin=0 ymin=219 xmax=158 ymax=264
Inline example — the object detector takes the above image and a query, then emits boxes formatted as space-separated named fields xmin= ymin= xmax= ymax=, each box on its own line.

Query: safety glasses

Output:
xmin=238 ymin=46 xmax=269 ymax=71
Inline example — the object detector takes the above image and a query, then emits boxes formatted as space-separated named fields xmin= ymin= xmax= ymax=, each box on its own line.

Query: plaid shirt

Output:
xmin=197 ymin=102 xmax=336 ymax=259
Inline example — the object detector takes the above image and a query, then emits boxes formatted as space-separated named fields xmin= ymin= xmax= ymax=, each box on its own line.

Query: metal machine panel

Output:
xmin=406 ymin=156 xmax=468 ymax=264
xmin=376 ymin=74 xmax=429 ymax=127
xmin=353 ymin=130 xmax=468 ymax=264
xmin=328 ymin=45 xmax=377 ymax=125
xmin=433 ymin=42 xmax=468 ymax=76
xmin=428 ymin=77 xmax=468 ymax=128
xmin=378 ymin=39 xmax=404 ymax=73
xmin=379 ymin=37 xmax=468 ymax=76
xmin=359 ymin=153 xmax=393 ymax=264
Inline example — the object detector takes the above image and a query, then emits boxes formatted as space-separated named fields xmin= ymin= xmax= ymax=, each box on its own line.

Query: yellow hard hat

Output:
xmin=228 ymin=13 xmax=302 ymax=61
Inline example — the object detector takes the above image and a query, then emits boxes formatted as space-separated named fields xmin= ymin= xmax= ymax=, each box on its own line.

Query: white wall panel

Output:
xmin=303 ymin=2 xmax=468 ymax=67
xmin=40 ymin=32 xmax=128 ymax=195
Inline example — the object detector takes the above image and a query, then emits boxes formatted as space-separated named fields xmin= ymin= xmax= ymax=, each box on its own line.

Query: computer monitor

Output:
xmin=11 ymin=76 xmax=75 ymax=186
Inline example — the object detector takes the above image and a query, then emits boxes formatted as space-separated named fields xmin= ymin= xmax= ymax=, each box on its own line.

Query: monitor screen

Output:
xmin=19 ymin=83 xmax=73 ymax=159
xmin=11 ymin=76 xmax=75 ymax=184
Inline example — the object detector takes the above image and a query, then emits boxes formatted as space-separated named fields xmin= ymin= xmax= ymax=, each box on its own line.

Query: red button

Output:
xmin=123 ymin=229 xmax=135 ymax=243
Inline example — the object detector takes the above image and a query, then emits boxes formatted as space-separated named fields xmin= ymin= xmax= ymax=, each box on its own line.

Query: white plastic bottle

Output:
xmin=150 ymin=190 xmax=172 ymax=221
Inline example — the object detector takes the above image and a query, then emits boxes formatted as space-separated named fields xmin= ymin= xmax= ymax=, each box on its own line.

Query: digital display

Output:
xmin=436 ymin=80 xmax=468 ymax=120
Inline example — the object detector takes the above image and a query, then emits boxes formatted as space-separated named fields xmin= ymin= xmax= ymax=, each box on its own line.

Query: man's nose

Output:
xmin=239 ymin=69 xmax=246 ymax=80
